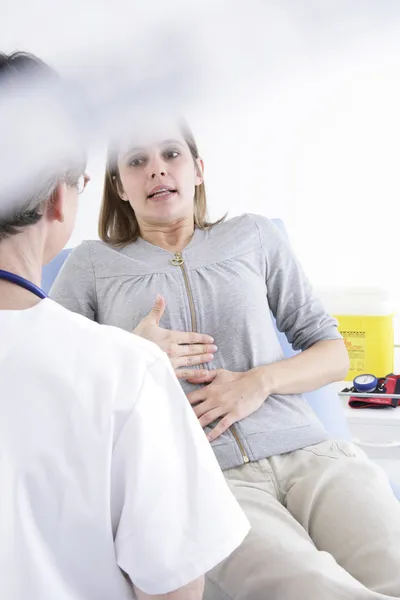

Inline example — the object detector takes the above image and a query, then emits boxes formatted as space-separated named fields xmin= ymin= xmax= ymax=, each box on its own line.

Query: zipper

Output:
xmin=171 ymin=251 xmax=197 ymax=332
xmin=230 ymin=425 xmax=250 ymax=464
xmin=172 ymin=251 xmax=250 ymax=465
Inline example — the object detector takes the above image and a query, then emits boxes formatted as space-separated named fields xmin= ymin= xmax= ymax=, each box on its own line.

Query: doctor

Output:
xmin=0 ymin=51 xmax=249 ymax=600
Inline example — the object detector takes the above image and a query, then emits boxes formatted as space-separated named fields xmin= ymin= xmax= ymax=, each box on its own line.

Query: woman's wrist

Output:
xmin=249 ymin=365 xmax=277 ymax=397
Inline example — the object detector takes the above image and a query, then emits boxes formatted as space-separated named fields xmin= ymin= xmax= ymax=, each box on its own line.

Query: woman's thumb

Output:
xmin=148 ymin=294 xmax=166 ymax=325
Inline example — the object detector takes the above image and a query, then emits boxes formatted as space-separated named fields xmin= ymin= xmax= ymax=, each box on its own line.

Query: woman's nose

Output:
xmin=151 ymin=170 xmax=166 ymax=179
xmin=149 ymin=156 xmax=167 ymax=179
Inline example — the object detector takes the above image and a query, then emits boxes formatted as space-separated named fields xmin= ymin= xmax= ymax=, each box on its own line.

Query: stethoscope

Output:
xmin=0 ymin=269 xmax=47 ymax=299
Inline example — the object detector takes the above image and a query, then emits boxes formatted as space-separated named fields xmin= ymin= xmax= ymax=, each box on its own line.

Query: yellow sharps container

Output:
xmin=317 ymin=288 xmax=394 ymax=382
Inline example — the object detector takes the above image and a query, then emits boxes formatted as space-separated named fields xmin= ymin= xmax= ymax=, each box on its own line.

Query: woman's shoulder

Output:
xmin=211 ymin=213 xmax=283 ymax=241
xmin=72 ymin=239 xmax=119 ymax=255
xmin=203 ymin=214 xmax=290 ymax=265
xmin=60 ymin=240 xmax=127 ymax=280
xmin=68 ymin=238 xmax=157 ymax=278
xmin=66 ymin=239 xmax=102 ymax=259
xmin=70 ymin=239 xmax=134 ymax=263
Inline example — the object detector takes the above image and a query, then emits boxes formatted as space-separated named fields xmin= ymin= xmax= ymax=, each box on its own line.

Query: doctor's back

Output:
xmin=0 ymin=298 xmax=248 ymax=599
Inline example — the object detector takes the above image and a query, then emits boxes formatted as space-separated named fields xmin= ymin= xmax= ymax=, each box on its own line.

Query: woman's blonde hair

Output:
xmin=99 ymin=120 xmax=224 ymax=246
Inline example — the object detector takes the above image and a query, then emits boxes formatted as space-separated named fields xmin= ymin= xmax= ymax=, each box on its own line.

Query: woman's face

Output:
xmin=117 ymin=128 xmax=203 ymax=226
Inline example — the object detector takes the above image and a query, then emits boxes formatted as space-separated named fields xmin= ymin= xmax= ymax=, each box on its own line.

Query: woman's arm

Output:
xmin=254 ymin=215 xmax=343 ymax=353
xmin=134 ymin=577 xmax=204 ymax=600
xmin=188 ymin=339 xmax=349 ymax=442
xmin=257 ymin=338 xmax=349 ymax=396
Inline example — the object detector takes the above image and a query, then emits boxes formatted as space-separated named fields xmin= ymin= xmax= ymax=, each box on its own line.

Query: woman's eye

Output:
xmin=129 ymin=156 xmax=147 ymax=167
xmin=163 ymin=150 xmax=180 ymax=160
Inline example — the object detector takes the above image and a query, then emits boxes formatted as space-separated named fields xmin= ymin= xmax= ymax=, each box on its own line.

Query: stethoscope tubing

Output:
xmin=0 ymin=269 xmax=47 ymax=300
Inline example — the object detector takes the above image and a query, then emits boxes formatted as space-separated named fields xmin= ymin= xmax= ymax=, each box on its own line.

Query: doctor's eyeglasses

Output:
xmin=76 ymin=173 xmax=90 ymax=194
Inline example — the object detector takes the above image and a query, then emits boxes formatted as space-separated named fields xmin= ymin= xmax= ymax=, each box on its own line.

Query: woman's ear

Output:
xmin=195 ymin=158 xmax=204 ymax=186
xmin=113 ymin=174 xmax=128 ymax=201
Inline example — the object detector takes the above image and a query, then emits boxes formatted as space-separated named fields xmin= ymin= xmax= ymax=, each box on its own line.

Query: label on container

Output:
xmin=341 ymin=330 xmax=366 ymax=373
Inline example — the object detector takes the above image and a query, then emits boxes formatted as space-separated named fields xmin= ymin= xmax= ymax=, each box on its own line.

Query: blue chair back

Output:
xmin=41 ymin=249 xmax=71 ymax=294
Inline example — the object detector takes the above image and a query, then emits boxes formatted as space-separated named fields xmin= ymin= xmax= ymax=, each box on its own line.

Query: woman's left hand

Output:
xmin=186 ymin=368 xmax=268 ymax=442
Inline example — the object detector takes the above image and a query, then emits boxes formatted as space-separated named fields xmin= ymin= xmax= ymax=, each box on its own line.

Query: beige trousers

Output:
xmin=204 ymin=440 xmax=400 ymax=600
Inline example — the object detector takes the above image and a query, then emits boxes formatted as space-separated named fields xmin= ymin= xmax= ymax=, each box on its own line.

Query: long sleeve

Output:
xmin=250 ymin=215 xmax=342 ymax=352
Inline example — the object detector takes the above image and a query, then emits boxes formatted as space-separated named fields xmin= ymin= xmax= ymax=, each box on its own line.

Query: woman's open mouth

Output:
xmin=147 ymin=187 xmax=177 ymax=200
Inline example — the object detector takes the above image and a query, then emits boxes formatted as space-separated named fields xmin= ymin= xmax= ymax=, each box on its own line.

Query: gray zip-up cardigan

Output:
xmin=50 ymin=214 xmax=341 ymax=470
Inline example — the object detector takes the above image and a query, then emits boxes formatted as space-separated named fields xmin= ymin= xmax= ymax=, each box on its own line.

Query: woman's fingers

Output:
xmin=186 ymin=370 xmax=219 ymax=385
xmin=207 ymin=414 xmax=235 ymax=442
xmin=174 ymin=368 xmax=210 ymax=381
xmin=185 ymin=373 xmax=217 ymax=385
xmin=193 ymin=399 xmax=216 ymax=418
xmin=175 ymin=343 xmax=218 ymax=358
xmin=166 ymin=340 xmax=217 ymax=361
xmin=174 ymin=352 xmax=215 ymax=368
xmin=175 ymin=368 xmax=219 ymax=384
xmin=198 ymin=407 xmax=224 ymax=429
xmin=187 ymin=388 xmax=208 ymax=405
xmin=174 ymin=331 xmax=214 ymax=345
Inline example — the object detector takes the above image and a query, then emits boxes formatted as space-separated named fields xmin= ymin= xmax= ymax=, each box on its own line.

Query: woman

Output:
xmin=50 ymin=120 xmax=400 ymax=599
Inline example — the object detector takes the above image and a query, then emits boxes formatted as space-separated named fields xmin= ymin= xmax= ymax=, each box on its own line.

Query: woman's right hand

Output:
xmin=133 ymin=295 xmax=217 ymax=380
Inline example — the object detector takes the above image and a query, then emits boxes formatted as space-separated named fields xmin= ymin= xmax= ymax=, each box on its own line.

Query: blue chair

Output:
xmin=42 ymin=248 xmax=71 ymax=295
xmin=42 ymin=228 xmax=399 ymax=499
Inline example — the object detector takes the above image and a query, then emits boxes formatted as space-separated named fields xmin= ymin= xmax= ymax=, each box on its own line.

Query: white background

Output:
xmin=2 ymin=1 xmax=400 ymax=293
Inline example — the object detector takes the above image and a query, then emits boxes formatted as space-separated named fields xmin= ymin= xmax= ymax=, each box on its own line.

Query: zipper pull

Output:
xmin=171 ymin=251 xmax=184 ymax=266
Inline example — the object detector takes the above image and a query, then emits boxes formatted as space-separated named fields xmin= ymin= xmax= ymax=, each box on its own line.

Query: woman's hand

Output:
xmin=186 ymin=368 xmax=268 ymax=442
xmin=134 ymin=295 xmax=217 ymax=380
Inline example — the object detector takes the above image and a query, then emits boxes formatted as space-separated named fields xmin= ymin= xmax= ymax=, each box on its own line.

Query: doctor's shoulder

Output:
xmin=46 ymin=296 xmax=166 ymax=382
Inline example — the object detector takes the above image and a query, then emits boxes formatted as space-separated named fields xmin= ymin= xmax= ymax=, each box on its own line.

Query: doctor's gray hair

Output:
xmin=0 ymin=51 xmax=86 ymax=242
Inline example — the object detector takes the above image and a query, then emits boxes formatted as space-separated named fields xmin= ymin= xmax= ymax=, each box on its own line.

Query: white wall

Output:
xmin=191 ymin=16 xmax=400 ymax=292
xmin=2 ymin=1 xmax=400 ymax=294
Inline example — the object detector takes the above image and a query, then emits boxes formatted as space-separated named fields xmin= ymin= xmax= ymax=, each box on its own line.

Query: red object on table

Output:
xmin=348 ymin=374 xmax=400 ymax=409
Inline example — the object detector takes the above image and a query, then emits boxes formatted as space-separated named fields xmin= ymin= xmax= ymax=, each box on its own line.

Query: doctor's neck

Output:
xmin=0 ymin=229 xmax=44 ymax=310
